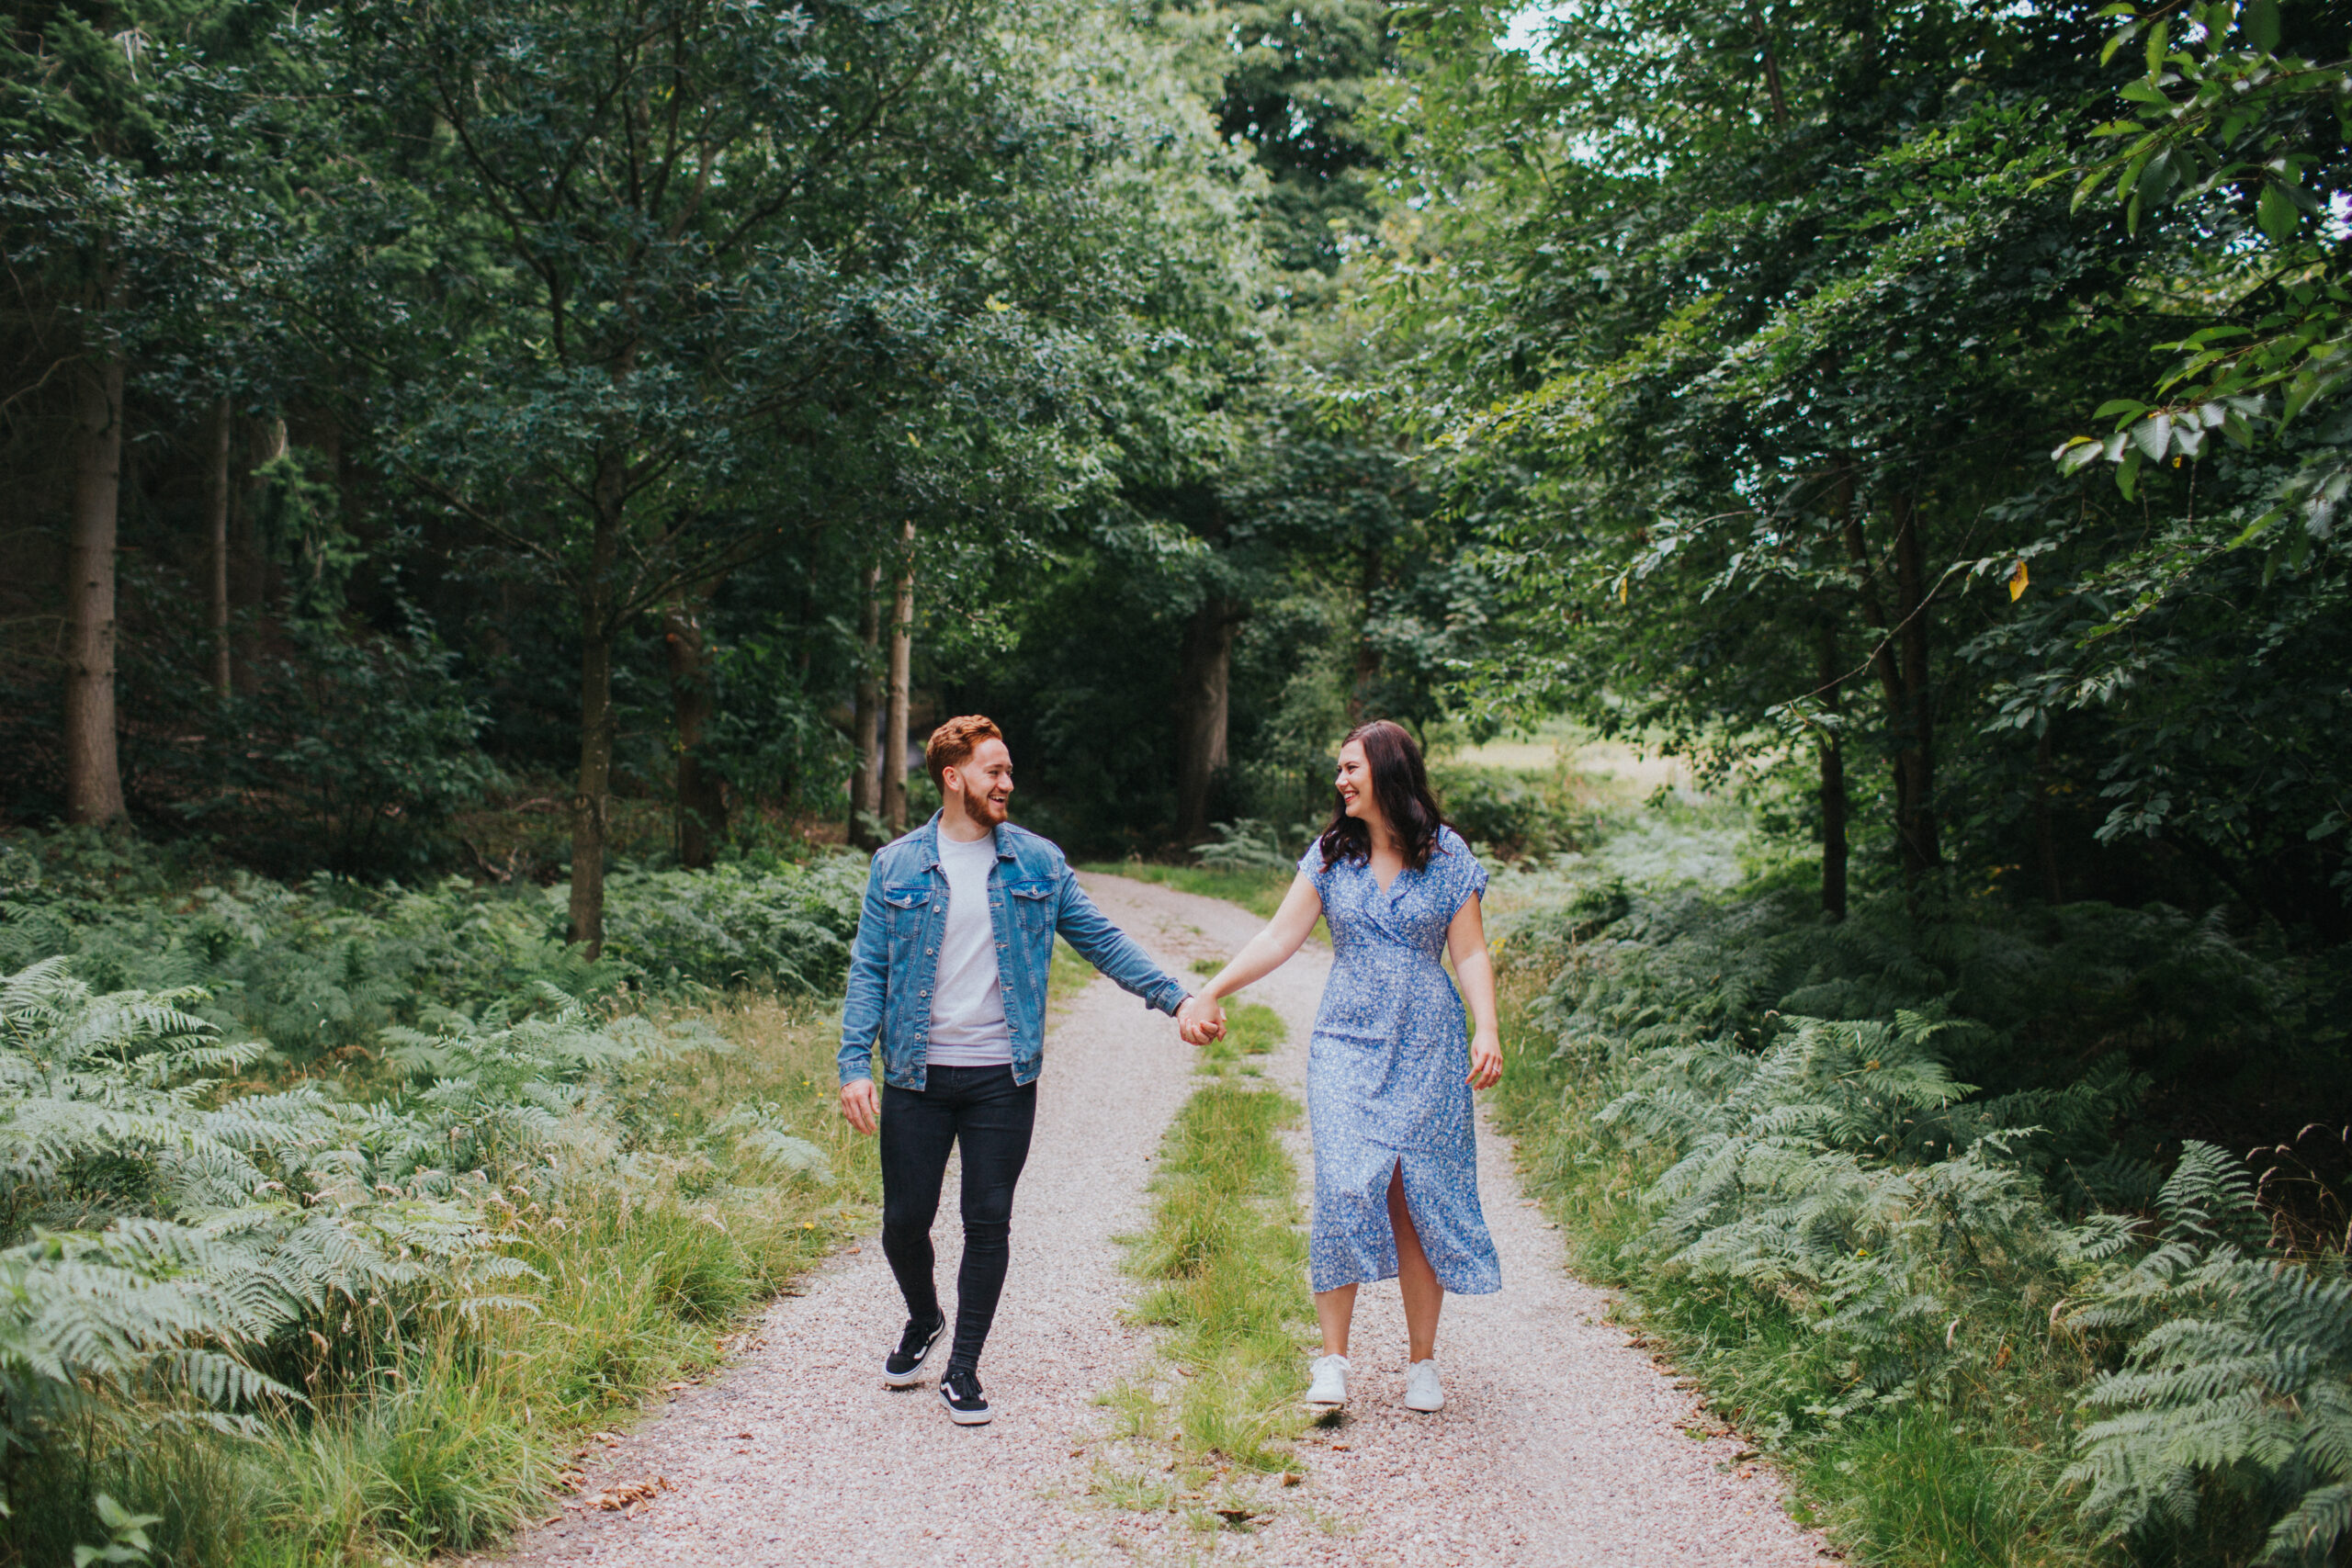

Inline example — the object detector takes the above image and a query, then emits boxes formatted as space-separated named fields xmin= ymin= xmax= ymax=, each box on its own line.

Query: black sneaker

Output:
xmin=882 ymin=1314 xmax=945 ymax=1388
xmin=940 ymin=1368 xmax=991 ymax=1426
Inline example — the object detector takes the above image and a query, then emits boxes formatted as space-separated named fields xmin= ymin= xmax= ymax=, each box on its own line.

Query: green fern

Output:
xmin=2064 ymin=1141 xmax=2352 ymax=1565
xmin=0 ymin=958 xmax=684 ymax=1456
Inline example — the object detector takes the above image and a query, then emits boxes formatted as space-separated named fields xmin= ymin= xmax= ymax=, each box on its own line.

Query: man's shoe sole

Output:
xmin=943 ymin=1396 xmax=992 ymax=1426
xmin=880 ymin=1321 xmax=945 ymax=1388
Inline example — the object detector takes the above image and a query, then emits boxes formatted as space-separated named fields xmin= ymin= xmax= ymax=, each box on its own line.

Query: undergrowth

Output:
xmin=1489 ymin=863 xmax=2352 ymax=1568
xmin=0 ymin=972 xmax=876 ymax=1567
xmin=0 ymin=829 xmax=865 ymax=1066
xmin=0 ymin=828 xmax=878 ymax=1566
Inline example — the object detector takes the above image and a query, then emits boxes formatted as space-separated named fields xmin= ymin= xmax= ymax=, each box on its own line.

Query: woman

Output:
xmin=1186 ymin=719 xmax=1503 ymax=1414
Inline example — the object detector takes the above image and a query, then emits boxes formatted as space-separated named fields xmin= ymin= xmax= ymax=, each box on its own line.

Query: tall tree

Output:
xmin=335 ymin=0 xmax=1161 ymax=947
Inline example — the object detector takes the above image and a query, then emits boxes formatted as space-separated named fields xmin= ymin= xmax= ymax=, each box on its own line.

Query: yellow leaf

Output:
xmin=1618 ymin=576 xmax=1629 ymax=604
xmin=2007 ymin=559 xmax=2030 ymax=601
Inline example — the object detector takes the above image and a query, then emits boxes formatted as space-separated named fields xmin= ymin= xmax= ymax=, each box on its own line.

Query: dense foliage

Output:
xmin=0 ymin=831 xmax=871 ymax=1564
xmin=1492 ymin=807 xmax=2351 ymax=1567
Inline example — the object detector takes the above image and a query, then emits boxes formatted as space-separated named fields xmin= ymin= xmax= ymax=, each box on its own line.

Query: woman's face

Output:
xmin=1334 ymin=740 xmax=1378 ymax=824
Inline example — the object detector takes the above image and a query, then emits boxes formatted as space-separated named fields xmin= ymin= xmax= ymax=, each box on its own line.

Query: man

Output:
xmin=839 ymin=715 xmax=1220 ymax=1425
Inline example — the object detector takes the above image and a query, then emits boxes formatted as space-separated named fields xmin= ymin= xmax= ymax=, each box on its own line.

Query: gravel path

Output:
xmin=470 ymin=873 xmax=1831 ymax=1568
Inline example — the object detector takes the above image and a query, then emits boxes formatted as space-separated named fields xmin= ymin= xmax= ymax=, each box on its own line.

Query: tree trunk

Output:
xmin=1890 ymin=493 xmax=1940 ymax=876
xmin=569 ymin=468 xmax=623 ymax=955
xmin=63 ymin=354 xmax=126 ymax=824
xmin=667 ymin=598 xmax=724 ymax=868
xmin=1842 ymin=500 xmax=1939 ymax=886
xmin=207 ymin=395 xmax=232 ymax=702
xmin=851 ymin=562 xmax=882 ymax=847
xmin=1173 ymin=594 xmax=1237 ymax=847
xmin=1817 ymin=619 xmax=1849 ymax=920
xmin=881 ymin=522 xmax=913 ymax=833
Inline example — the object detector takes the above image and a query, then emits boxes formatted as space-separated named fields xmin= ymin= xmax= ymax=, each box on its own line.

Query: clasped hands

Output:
xmin=1177 ymin=992 xmax=1226 ymax=1045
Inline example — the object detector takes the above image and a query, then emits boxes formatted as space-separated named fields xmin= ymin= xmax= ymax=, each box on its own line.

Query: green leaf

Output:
xmin=2118 ymin=449 xmax=2144 ymax=499
xmin=2143 ymin=19 xmax=2169 ymax=76
xmin=2131 ymin=413 xmax=2172 ymax=458
xmin=2257 ymin=180 xmax=2299 ymax=243
xmin=2244 ymin=0 xmax=2279 ymax=52
xmin=2095 ymin=399 xmax=2148 ymax=420
xmin=2231 ymin=509 xmax=2286 ymax=547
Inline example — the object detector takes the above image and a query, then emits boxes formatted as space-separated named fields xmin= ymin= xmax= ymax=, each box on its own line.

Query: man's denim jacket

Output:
xmin=838 ymin=813 xmax=1189 ymax=1090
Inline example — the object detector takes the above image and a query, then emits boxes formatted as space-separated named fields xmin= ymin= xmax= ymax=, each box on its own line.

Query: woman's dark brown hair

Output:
xmin=1314 ymin=719 xmax=1449 ymax=873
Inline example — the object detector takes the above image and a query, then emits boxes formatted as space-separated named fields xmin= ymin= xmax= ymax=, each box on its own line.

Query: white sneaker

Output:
xmin=1403 ymin=1359 xmax=1443 ymax=1413
xmin=1305 ymin=1353 xmax=1349 ymax=1407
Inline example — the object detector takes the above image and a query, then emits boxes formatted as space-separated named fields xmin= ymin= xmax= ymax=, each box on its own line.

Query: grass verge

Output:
xmin=1486 ymin=956 xmax=2101 ymax=1568
xmin=11 ymin=996 xmax=877 ymax=1568
xmin=1091 ymin=1001 xmax=1314 ymax=1535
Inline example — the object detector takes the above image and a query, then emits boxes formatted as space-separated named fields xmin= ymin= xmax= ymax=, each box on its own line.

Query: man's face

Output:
xmin=944 ymin=738 xmax=1014 ymax=827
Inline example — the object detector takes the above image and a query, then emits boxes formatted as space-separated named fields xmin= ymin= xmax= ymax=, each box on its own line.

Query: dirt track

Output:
xmin=470 ymin=872 xmax=1828 ymax=1567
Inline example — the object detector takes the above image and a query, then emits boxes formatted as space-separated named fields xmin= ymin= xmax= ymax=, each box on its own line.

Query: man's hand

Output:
xmin=1467 ymin=1029 xmax=1503 ymax=1090
xmin=840 ymin=1077 xmax=879 ymax=1135
xmin=1178 ymin=993 xmax=1226 ymax=1045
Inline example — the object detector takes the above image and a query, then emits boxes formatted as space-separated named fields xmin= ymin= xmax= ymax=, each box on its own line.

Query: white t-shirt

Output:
xmin=926 ymin=829 xmax=1013 ymax=1066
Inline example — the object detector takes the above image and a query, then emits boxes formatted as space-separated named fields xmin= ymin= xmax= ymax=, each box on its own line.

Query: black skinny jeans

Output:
xmin=877 ymin=1064 xmax=1037 ymax=1376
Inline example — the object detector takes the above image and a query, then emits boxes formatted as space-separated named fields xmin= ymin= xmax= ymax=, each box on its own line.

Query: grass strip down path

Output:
xmin=1099 ymin=996 xmax=1315 ymax=1529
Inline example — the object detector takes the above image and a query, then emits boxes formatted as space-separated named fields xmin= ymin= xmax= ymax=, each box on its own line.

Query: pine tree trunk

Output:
xmin=208 ymin=396 xmax=232 ymax=702
xmin=1818 ymin=620 xmax=1849 ymax=919
xmin=1173 ymin=594 xmax=1236 ymax=848
xmin=851 ymin=562 xmax=882 ymax=847
xmin=881 ymin=522 xmax=912 ymax=833
xmin=666 ymin=598 xmax=723 ymax=868
xmin=63 ymin=354 xmax=126 ymax=824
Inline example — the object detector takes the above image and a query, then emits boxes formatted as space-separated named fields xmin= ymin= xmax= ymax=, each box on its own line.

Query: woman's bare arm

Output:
xmin=1198 ymin=873 xmax=1325 ymax=1004
xmin=1446 ymin=894 xmax=1503 ymax=1089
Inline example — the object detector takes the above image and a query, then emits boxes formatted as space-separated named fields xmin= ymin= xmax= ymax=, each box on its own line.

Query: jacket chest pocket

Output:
xmin=1005 ymin=881 xmax=1055 ymax=930
xmin=881 ymin=883 xmax=933 ymax=939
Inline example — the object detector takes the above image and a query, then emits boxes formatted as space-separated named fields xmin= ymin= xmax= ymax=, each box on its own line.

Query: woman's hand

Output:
xmin=1467 ymin=1029 xmax=1503 ymax=1090
xmin=1178 ymin=993 xmax=1227 ymax=1044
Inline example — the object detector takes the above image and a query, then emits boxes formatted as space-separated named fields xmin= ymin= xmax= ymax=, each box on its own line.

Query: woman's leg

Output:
xmin=1388 ymin=1163 xmax=1443 ymax=1362
xmin=1313 ymin=1283 xmax=1357 ymax=1358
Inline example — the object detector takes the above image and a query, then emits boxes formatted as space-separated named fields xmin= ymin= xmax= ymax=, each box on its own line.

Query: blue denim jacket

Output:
xmin=838 ymin=813 xmax=1189 ymax=1090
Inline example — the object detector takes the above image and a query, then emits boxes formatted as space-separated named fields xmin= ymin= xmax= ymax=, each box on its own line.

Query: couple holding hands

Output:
xmin=837 ymin=715 xmax=1503 ymax=1427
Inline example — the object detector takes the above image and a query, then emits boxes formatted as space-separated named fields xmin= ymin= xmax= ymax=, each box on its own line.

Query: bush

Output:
xmin=596 ymin=857 xmax=865 ymax=995
xmin=1428 ymin=760 xmax=1600 ymax=861
xmin=1498 ymin=871 xmax=2352 ymax=1567
xmin=0 ymin=830 xmax=869 ymax=1066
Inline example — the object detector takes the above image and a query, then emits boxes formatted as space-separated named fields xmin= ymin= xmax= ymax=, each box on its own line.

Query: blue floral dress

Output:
xmin=1297 ymin=825 xmax=1501 ymax=1296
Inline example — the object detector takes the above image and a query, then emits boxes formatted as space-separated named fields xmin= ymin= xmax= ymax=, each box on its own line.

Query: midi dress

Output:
xmin=1298 ymin=824 xmax=1502 ymax=1296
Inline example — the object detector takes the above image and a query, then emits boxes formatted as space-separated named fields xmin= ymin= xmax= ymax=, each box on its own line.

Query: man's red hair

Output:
xmin=925 ymin=715 xmax=1004 ymax=791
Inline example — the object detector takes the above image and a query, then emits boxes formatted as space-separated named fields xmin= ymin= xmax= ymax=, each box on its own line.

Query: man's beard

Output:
xmin=951 ymin=779 xmax=1010 ymax=827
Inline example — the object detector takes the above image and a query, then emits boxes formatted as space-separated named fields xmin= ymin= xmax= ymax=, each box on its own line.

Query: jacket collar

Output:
xmin=917 ymin=809 xmax=1015 ymax=869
